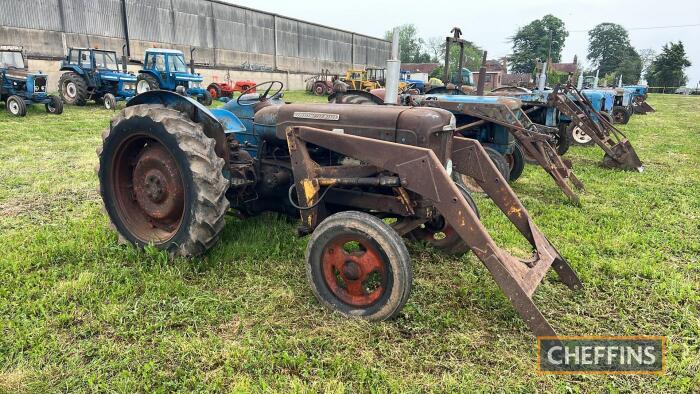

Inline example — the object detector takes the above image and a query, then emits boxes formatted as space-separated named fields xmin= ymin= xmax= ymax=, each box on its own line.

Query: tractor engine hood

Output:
xmin=255 ymin=103 xmax=456 ymax=165
xmin=173 ymin=73 xmax=203 ymax=82
xmin=3 ymin=68 xmax=45 ymax=81
xmin=99 ymin=70 xmax=137 ymax=82
xmin=419 ymin=94 xmax=523 ymax=111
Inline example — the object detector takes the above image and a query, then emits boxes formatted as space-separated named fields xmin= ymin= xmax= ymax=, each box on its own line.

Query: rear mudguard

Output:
xmin=286 ymin=125 xmax=583 ymax=336
xmin=126 ymin=90 xmax=230 ymax=163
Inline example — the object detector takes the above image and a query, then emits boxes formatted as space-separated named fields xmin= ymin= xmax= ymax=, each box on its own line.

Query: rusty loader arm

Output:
xmin=285 ymin=125 xmax=583 ymax=336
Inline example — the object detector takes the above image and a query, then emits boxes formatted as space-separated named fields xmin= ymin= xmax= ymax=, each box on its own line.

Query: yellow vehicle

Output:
xmin=342 ymin=69 xmax=379 ymax=91
xmin=342 ymin=68 xmax=408 ymax=91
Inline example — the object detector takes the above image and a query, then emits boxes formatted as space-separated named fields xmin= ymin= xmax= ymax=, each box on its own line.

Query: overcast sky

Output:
xmin=229 ymin=0 xmax=700 ymax=87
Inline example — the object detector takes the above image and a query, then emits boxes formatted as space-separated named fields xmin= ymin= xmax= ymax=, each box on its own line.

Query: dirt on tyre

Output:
xmin=97 ymin=104 xmax=230 ymax=257
xmin=59 ymin=72 xmax=88 ymax=106
xmin=306 ymin=211 xmax=412 ymax=321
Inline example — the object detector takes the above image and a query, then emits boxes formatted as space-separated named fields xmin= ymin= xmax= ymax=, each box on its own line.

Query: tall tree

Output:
xmin=385 ymin=24 xmax=430 ymax=63
xmin=426 ymin=37 xmax=444 ymax=63
xmin=612 ymin=47 xmax=643 ymax=85
xmin=645 ymin=41 xmax=691 ymax=87
xmin=587 ymin=23 xmax=633 ymax=76
xmin=509 ymin=15 xmax=568 ymax=74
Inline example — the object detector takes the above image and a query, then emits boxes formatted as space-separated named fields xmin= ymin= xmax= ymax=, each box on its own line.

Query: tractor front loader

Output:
xmin=550 ymin=84 xmax=644 ymax=172
xmin=98 ymin=86 xmax=583 ymax=337
xmin=414 ymin=95 xmax=584 ymax=204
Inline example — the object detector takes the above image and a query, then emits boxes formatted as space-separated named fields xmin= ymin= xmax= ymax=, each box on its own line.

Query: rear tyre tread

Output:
xmin=98 ymin=104 xmax=229 ymax=257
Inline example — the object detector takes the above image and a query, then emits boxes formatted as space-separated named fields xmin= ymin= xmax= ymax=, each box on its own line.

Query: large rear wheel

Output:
xmin=97 ymin=105 xmax=229 ymax=257
xmin=59 ymin=72 xmax=88 ymax=106
xmin=306 ymin=211 xmax=412 ymax=321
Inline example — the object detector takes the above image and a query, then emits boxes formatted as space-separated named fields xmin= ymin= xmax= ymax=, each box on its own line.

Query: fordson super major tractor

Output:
xmin=97 ymin=79 xmax=585 ymax=337
xmin=136 ymin=48 xmax=212 ymax=106
xmin=58 ymin=47 xmax=137 ymax=109
xmin=1 ymin=45 xmax=63 ymax=116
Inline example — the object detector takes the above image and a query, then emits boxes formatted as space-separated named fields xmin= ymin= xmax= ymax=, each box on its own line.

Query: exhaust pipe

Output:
xmin=476 ymin=51 xmax=488 ymax=95
xmin=384 ymin=27 xmax=400 ymax=105
xmin=121 ymin=44 xmax=128 ymax=73
xmin=538 ymin=60 xmax=547 ymax=91
xmin=593 ymin=70 xmax=599 ymax=88
xmin=190 ymin=48 xmax=196 ymax=74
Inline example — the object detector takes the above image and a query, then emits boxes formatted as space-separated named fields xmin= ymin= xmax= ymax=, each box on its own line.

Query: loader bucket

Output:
xmin=287 ymin=125 xmax=583 ymax=337
xmin=549 ymin=84 xmax=644 ymax=172
xmin=603 ymin=139 xmax=644 ymax=172
xmin=640 ymin=101 xmax=656 ymax=113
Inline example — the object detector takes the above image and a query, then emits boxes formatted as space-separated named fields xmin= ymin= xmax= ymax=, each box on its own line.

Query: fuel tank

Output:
xmin=254 ymin=104 xmax=456 ymax=163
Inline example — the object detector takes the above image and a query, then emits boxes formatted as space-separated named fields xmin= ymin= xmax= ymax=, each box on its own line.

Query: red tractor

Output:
xmin=207 ymin=70 xmax=256 ymax=99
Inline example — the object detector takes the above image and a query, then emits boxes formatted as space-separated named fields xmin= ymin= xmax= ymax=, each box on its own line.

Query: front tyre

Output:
xmin=136 ymin=74 xmax=159 ymax=94
xmin=567 ymin=123 xmax=595 ymax=147
xmin=6 ymin=95 xmax=27 ymax=116
xmin=197 ymin=90 xmax=213 ymax=106
xmin=45 ymin=95 xmax=63 ymax=114
xmin=103 ymin=93 xmax=117 ymax=110
xmin=97 ymin=105 xmax=230 ymax=257
xmin=612 ymin=106 xmax=631 ymax=124
xmin=505 ymin=144 xmax=525 ymax=182
xmin=306 ymin=211 xmax=412 ymax=321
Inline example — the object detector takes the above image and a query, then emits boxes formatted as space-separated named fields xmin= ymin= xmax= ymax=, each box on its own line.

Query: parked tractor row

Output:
xmin=92 ymin=26 xmax=653 ymax=338
xmin=1 ymin=46 xmax=258 ymax=116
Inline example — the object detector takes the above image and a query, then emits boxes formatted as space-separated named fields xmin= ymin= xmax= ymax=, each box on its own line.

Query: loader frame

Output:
xmin=549 ymin=84 xmax=644 ymax=172
xmin=285 ymin=125 xmax=583 ymax=336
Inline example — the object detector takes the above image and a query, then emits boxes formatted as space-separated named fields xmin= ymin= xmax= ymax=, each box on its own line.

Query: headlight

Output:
xmin=191 ymin=81 xmax=201 ymax=89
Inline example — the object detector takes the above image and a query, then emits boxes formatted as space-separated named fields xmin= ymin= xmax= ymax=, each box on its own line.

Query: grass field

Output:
xmin=0 ymin=92 xmax=698 ymax=392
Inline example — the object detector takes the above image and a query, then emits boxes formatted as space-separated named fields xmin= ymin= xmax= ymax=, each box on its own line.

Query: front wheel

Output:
xmin=408 ymin=185 xmax=479 ymax=255
xmin=505 ymin=144 xmax=525 ymax=182
xmin=568 ymin=123 xmax=595 ymax=147
xmin=103 ymin=93 xmax=117 ymax=110
xmin=6 ymin=95 xmax=27 ymax=117
xmin=98 ymin=105 xmax=230 ymax=257
xmin=197 ymin=90 xmax=213 ymax=106
xmin=306 ymin=211 xmax=412 ymax=321
xmin=612 ymin=106 xmax=631 ymax=124
xmin=136 ymin=74 xmax=159 ymax=94
xmin=45 ymin=95 xmax=63 ymax=115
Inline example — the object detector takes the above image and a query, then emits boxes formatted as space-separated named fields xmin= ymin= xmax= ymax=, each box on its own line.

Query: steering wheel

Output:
xmin=237 ymin=80 xmax=284 ymax=106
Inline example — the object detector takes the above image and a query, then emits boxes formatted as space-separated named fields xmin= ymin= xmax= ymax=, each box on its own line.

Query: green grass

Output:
xmin=0 ymin=92 xmax=699 ymax=392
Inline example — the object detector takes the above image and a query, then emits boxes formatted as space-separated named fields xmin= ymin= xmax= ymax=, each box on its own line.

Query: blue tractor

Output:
xmin=135 ymin=48 xmax=212 ymax=106
xmin=58 ymin=47 xmax=137 ymax=109
xmin=400 ymin=70 xmax=426 ymax=93
xmin=1 ymin=45 xmax=63 ymax=116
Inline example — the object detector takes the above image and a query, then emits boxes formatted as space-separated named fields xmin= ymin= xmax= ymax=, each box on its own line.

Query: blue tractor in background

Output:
xmin=400 ymin=70 xmax=426 ymax=93
xmin=135 ymin=48 xmax=212 ymax=106
xmin=58 ymin=47 xmax=137 ymax=109
xmin=1 ymin=45 xmax=63 ymax=116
